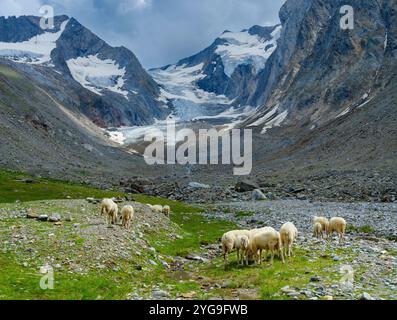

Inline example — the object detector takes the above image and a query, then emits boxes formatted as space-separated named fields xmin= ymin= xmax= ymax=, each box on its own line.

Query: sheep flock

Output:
xmin=222 ymin=216 xmax=347 ymax=270
xmin=100 ymin=198 xmax=347 ymax=271
xmin=100 ymin=198 xmax=171 ymax=230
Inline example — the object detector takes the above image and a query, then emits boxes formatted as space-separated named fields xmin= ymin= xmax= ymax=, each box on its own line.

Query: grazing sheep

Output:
xmin=101 ymin=198 xmax=118 ymax=225
xmin=235 ymin=235 xmax=250 ymax=266
xmin=121 ymin=205 xmax=134 ymax=229
xmin=328 ymin=217 xmax=347 ymax=243
xmin=162 ymin=205 xmax=171 ymax=217
xmin=250 ymin=227 xmax=285 ymax=265
xmin=151 ymin=205 xmax=163 ymax=213
xmin=313 ymin=222 xmax=323 ymax=239
xmin=313 ymin=216 xmax=329 ymax=234
xmin=280 ymin=222 xmax=298 ymax=258
xmin=221 ymin=230 xmax=251 ymax=269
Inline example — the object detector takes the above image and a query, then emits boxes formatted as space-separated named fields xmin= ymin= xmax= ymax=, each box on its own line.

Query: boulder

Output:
xmin=235 ymin=181 xmax=259 ymax=192
xmin=49 ymin=214 xmax=62 ymax=222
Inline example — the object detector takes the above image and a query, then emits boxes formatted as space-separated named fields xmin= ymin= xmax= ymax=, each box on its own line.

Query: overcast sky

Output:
xmin=0 ymin=0 xmax=285 ymax=68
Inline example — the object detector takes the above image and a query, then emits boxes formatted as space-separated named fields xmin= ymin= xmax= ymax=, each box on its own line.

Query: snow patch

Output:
xmin=216 ymin=25 xmax=281 ymax=77
xmin=0 ymin=20 xmax=69 ymax=65
xmin=261 ymin=110 xmax=288 ymax=134
xmin=248 ymin=104 xmax=279 ymax=127
xmin=66 ymin=55 xmax=129 ymax=98
xmin=107 ymin=130 xmax=126 ymax=145
xmin=336 ymin=107 xmax=351 ymax=118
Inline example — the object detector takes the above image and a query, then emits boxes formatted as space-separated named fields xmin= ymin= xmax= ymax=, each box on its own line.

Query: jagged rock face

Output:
xmin=0 ymin=15 xmax=68 ymax=42
xmin=192 ymin=25 xmax=281 ymax=100
xmin=244 ymin=0 xmax=397 ymax=132
xmin=0 ymin=15 xmax=168 ymax=127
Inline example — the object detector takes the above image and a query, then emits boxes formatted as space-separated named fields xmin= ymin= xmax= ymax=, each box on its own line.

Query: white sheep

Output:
xmin=235 ymin=234 xmax=250 ymax=266
xmin=250 ymin=227 xmax=285 ymax=265
xmin=101 ymin=198 xmax=118 ymax=225
xmin=221 ymin=230 xmax=251 ymax=269
xmin=313 ymin=222 xmax=323 ymax=239
xmin=162 ymin=205 xmax=171 ymax=217
xmin=151 ymin=205 xmax=163 ymax=213
xmin=328 ymin=217 xmax=347 ymax=243
xmin=313 ymin=216 xmax=329 ymax=234
xmin=121 ymin=205 xmax=134 ymax=229
xmin=280 ymin=222 xmax=298 ymax=258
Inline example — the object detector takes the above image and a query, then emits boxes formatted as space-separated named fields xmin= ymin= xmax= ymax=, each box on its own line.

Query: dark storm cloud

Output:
xmin=1 ymin=0 xmax=285 ymax=68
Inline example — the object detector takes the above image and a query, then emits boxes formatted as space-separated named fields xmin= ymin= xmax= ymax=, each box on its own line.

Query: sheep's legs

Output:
xmin=223 ymin=252 xmax=228 ymax=270
xmin=280 ymin=249 xmax=285 ymax=264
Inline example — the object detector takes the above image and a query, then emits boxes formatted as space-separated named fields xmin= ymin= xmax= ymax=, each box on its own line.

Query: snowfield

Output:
xmin=66 ymin=55 xmax=129 ymax=98
xmin=0 ymin=19 xmax=69 ymax=65
xmin=248 ymin=104 xmax=288 ymax=134
xmin=216 ymin=25 xmax=282 ymax=77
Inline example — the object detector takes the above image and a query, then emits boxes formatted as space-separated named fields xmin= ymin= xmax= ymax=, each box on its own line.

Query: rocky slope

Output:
xmin=244 ymin=0 xmax=397 ymax=132
xmin=0 ymin=62 xmax=165 ymax=184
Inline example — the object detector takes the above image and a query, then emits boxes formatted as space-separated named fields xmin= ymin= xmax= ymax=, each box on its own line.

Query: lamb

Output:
xmin=280 ymin=222 xmax=298 ymax=258
xmin=313 ymin=216 xmax=329 ymax=234
xmin=101 ymin=198 xmax=118 ymax=225
xmin=221 ymin=230 xmax=251 ymax=269
xmin=328 ymin=217 xmax=347 ymax=243
xmin=313 ymin=222 xmax=323 ymax=239
xmin=162 ymin=205 xmax=171 ymax=217
xmin=121 ymin=205 xmax=134 ymax=229
xmin=250 ymin=227 xmax=285 ymax=265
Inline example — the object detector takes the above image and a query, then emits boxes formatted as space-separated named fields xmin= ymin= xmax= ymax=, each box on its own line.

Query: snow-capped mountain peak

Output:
xmin=150 ymin=24 xmax=281 ymax=123
xmin=0 ymin=15 xmax=168 ymax=126
xmin=0 ymin=17 xmax=69 ymax=65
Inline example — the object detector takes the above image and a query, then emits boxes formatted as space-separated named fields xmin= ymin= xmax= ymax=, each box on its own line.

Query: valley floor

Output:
xmin=0 ymin=194 xmax=396 ymax=300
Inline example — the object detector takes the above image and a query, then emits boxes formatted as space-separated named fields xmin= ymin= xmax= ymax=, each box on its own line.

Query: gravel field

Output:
xmin=209 ymin=200 xmax=397 ymax=239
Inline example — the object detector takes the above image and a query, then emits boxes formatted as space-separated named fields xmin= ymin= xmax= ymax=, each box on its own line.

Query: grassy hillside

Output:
xmin=0 ymin=171 xmax=361 ymax=300
xmin=0 ymin=170 xmax=124 ymax=203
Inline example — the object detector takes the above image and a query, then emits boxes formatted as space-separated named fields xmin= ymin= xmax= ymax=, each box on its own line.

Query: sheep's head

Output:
xmin=241 ymin=236 xmax=249 ymax=250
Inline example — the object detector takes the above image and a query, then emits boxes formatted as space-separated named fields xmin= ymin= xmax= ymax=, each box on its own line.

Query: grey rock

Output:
xmin=49 ymin=213 xmax=62 ymax=222
xmin=360 ymin=292 xmax=375 ymax=301
xmin=152 ymin=290 xmax=169 ymax=299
